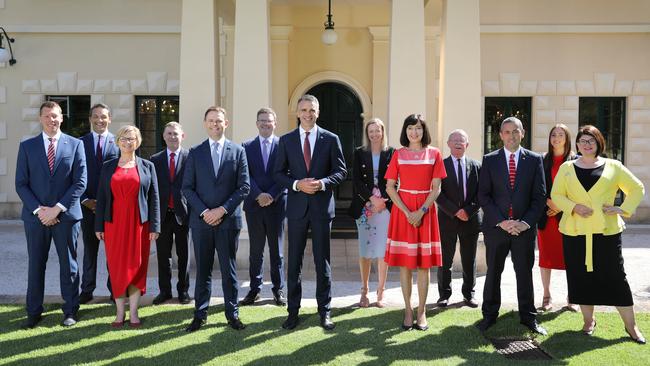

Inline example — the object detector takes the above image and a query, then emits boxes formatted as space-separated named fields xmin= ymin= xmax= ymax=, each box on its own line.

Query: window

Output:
xmin=579 ymin=97 xmax=626 ymax=162
xmin=135 ymin=96 xmax=179 ymax=158
xmin=46 ymin=95 xmax=91 ymax=138
xmin=484 ymin=97 xmax=532 ymax=153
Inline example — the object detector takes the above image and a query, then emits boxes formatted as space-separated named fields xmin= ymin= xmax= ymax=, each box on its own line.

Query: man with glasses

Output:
xmin=240 ymin=108 xmax=287 ymax=307
xmin=79 ymin=103 xmax=120 ymax=304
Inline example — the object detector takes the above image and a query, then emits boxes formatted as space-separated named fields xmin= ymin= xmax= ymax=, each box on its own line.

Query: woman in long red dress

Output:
xmin=385 ymin=114 xmax=446 ymax=331
xmin=537 ymin=123 xmax=577 ymax=312
xmin=95 ymin=125 xmax=160 ymax=327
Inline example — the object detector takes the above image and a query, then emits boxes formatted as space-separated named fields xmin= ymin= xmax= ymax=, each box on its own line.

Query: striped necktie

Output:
xmin=47 ymin=137 xmax=56 ymax=174
xmin=508 ymin=152 xmax=516 ymax=218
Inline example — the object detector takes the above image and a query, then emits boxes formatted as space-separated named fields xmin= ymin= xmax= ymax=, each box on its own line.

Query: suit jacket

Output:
xmin=347 ymin=146 xmax=394 ymax=219
xmin=242 ymin=136 xmax=287 ymax=213
xmin=80 ymin=132 xmax=119 ymax=201
xmin=94 ymin=157 xmax=161 ymax=233
xmin=150 ymin=148 xmax=189 ymax=225
xmin=15 ymin=133 xmax=87 ymax=223
xmin=182 ymin=139 xmax=250 ymax=230
xmin=478 ymin=147 xmax=546 ymax=230
xmin=436 ymin=155 xmax=482 ymax=231
xmin=273 ymin=127 xmax=347 ymax=220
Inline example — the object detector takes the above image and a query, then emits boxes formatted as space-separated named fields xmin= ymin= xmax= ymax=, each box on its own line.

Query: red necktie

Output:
xmin=508 ymin=153 xmax=516 ymax=218
xmin=303 ymin=131 xmax=311 ymax=171
xmin=168 ymin=152 xmax=175 ymax=209
xmin=47 ymin=137 xmax=56 ymax=174
xmin=96 ymin=135 xmax=103 ymax=165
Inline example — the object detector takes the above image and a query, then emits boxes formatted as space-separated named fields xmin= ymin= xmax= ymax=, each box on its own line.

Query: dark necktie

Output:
xmin=168 ymin=152 xmax=175 ymax=209
xmin=303 ymin=131 xmax=311 ymax=171
xmin=262 ymin=139 xmax=270 ymax=171
xmin=457 ymin=158 xmax=464 ymax=207
xmin=508 ymin=153 xmax=516 ymax=218
xmin=47 ymin=137 xmax=56 ymax=174
xmin=96 ymin=135 xmax=103 ymax=165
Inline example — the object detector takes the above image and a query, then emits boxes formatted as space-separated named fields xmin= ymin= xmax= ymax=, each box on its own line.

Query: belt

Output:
xmin=398 ymin=189 xmax=431 ymax=194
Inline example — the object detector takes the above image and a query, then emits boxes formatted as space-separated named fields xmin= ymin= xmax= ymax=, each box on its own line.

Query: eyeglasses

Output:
xmin=577 ymin=138 xmax=597 ymax=146
xmin=257 ymin=119 xmax=274 ymax=123
xmin=118 ymin=137 xmax=137 ymax=143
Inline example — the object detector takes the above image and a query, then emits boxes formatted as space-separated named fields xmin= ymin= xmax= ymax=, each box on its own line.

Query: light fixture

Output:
xmin=321 ymin=0 xmax=337 ymax=45
xmin=0 ymin=27 xmax=16 ymax=65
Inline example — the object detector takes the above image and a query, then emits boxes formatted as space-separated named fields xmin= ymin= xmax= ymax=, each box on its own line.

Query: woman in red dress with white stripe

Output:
xmin=385 ymin=114 xmax=446 ymax=331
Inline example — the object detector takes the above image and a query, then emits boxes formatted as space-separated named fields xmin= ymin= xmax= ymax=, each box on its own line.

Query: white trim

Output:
xmin=5 ymin=25 xmax=181 ymax=34
xmin=481 ymin=24 xmax=650 ymax=34
xmin=289 ymin=71 xmax=371 ymax=120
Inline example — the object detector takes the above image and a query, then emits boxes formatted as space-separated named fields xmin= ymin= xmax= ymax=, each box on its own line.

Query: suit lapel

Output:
xmin=290 ymin=129 xmax=308 ymax=175
xmin=250 ymin=138 xmax=263 ymax=172
xmin=513 ymin=149 xmax=528 ymax=191
xmin=310 ymin=128 xmax=326 ymax=173
xmin=497 ymin=148 xmax=510 ymax=191
xmin=52 ymin=134 xmax=69 ymax=174
xmin=268 ymin=137 xmax=279 ymax=173
xmin=215 ymin=139 xmax=232 ymax=181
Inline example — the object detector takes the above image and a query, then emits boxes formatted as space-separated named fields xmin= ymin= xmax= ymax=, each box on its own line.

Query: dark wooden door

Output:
xmin=307 ymin=82 xmax=363 ymax=237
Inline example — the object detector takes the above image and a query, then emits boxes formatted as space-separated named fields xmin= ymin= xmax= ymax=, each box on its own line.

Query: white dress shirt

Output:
xmin=200 ymin=135 xmax=227 ymax=217
xmin=293 ymin=125 xmax=326 ymax=192
xmin=92 ymin=130 xmax=110 ymax=156
xmin=36 ymin=131 xmax=66 ymax=214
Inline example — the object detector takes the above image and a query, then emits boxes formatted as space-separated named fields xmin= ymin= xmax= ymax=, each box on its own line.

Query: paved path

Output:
xmin=1 ymin=220 xmax=649 ymax=313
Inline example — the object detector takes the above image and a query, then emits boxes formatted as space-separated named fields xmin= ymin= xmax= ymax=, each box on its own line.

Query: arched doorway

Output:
xmin=307 ymin=82 xmax=363 ymax=237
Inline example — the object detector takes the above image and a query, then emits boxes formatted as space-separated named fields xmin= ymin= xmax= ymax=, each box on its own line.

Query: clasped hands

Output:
xmin=256 ymin=193 xmax=274 ymax=207
xmin=203 ymin=206 xmax=227 ymax=226
xmin=37 ymin=206 xmax=62 ymax=226
xmin=297 ymin=178 xmax=323 ymax=195
xmin=498 ymin=220 xmax=528 ymax=236
xmin=572 ymin=203 xmax=624 ymax=218
xmin=82 ymin=199 xmax=97 ymax=213
xmin=407 ymin=209 xmax=424 ymax=228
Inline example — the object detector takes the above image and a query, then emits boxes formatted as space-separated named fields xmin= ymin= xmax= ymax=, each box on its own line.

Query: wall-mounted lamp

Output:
xmin=0 ymin=27 xmax=17 ymax=66
xmin=321 ymin=0 xmax=337 ymax=45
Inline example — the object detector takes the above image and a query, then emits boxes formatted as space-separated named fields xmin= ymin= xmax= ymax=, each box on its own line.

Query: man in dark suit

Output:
xmin=435 ymin=129 xmax=481 ymax=308
xmin=477 ymin=117 xmax=547 ymax=335
xmin=273 ymin=94 xmax=347 ymax=331
xmin=183 ymin=106 xmax=250 ymax=332
xmin=79 ymin=103 xmax=120 ymax=304
xmin=240 ymin=108 xmax=287 ymax=307
xmin=150 ymin=122 xmax=191 ymax=305
xmin=15 ymin=101 xmax=87 ymax=328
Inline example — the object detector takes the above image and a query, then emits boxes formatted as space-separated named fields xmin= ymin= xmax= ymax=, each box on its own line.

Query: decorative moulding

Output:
xmin=537 ymin=81 xmax=556 ymax=96
xmin=166 ymin=80 xmax=180 ymax=93
xmin=482 ymin=81 xmax=499 ymax=96
xmin=499 ymin=73 xmax=520 ymax=96
xmin=112 ymin=80 xmax=130 ymax=93
xmin=91 ymin=94 xmax=105 ymax=105
xmin=534 ymin=96 xmax=550 ymax=110
xmin=576 ymin=81 xmax=595 ymax=95
xmin=57 ymin=72 xmax=77 ymax=93
xmin=633 ymin=80 xmax=650 ymax=96
xmin=519 ymin=81 xmax=537 ymax=96
xmin=22 ymin=80 xmax=41 ymax=93
xmin=614 ymin=80 xmax=633 ymax=96
xmin=40 ymin=80 xmax=58 ymax=93
xmin=147 ymin=72 xmax=168 ymax=94
xmin=556 ymin=81 xmax=576 ymax=96
xmin=131 ymin=80 xmax=147 ymax=93
xmin=77 ymin=80 xmax=93 ymax=93
xmin=94 ymin=80 xmax=111 ymax=93
xmin=594 ymin=73 xmax=615 ymax=95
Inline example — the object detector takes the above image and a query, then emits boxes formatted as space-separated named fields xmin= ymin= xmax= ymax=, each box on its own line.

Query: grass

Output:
xmin=1 ymin=304 xmax=649 ymax=365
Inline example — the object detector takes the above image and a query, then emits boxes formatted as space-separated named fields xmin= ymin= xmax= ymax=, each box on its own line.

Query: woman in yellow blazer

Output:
xmin=551 ymin=125 xmax=645 ymax=344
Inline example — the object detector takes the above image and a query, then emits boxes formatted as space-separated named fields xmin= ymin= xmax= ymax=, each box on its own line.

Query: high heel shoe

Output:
xmin=359 ymin=287 xmax=370 ymax=308
xmin=582 ymin=320 xmax=596 ymax=336
xmin=540 ymin=296 xmax=552 ymax=312
xmin=111 ymin=316 xmax=126 ymax=328
xmin=376 ymin=288 xmax=385 ymax=308
xmin=625 ymin=327 xmax=647 ymax=344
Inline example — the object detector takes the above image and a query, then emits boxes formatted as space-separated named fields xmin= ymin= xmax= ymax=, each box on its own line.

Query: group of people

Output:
xmin=15 ymin=95 xmax=646 ymax=344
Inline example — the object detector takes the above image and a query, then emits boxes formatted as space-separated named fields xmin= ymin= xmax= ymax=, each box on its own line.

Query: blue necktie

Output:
xmin=212 ymin=142 xmax=221 ymax=178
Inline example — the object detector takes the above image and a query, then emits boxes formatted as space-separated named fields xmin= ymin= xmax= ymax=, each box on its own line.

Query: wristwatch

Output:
xmin=420 ymin=206 xmax=429 ymax=213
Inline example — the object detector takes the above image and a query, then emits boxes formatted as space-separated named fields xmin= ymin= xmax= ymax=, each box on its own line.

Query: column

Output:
xmin=437 ymin=0 xmax=482 ymax=158
xmin=232 ymin=0 xmax=271 ymax=143
xmin=388 ymin=0 xmax=426 ymax=148
xmin=369 ymin=26 xmax=390 ymax=126
xmin=179 ymin=0 xmax=218 ymax=146
xmin=271 ymin=26 xmax=292 ymax=135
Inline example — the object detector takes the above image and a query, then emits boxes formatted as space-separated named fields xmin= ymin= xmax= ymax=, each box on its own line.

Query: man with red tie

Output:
xmin=273 ymin=95 xmax=347 ymax=330
xmin=477 ymin=117 xmax=547 ymax=335
xmin=150 ymin=122 xmax=191 ymax=305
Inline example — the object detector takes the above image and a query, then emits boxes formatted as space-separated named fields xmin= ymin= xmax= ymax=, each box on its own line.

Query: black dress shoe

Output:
xmin=320 ymin=313 xmax=335 ymax=331
xmin=227 ymin=317 xmax=246 ymax=330
xmin=282 ymin=314 xmax=299 ymax=330
xmin=413 ymin=323 xmax=429 ymax=331
xmin=178 ymin=292 xmax=192 ymax=305
xmin=22 ymin=314 xmax=42 ymax=329
xmin=153 ymin=293 xmax=173 ymax=305
xmin=521 ymin=320 xmax=548 ymax=336
xmin=464 ymin=298 xmax=479 ymax=308
xmin=79 ymin=292 xmax=94 ymax=304
xmin=239 ymin=291 xmax=260 ymax=306
xmin=272 ymin=290 xmax=287 ymax=306
xmin=582 ymin=320 xmax=597 ymax=336
xmin=625 ymin=327 xmax=647 ymax=345
xmin=437 ymin=297 xmax=449 ymax=307
xmin=401 ymin=323 xmax=413 ymax=331
xmin=185 ymin=317 xmax=206 ymax=332
xmin=62 ymin=313 xmax=78 ymax=327
xmin=476 ymin=318 xmax=496 ymax=332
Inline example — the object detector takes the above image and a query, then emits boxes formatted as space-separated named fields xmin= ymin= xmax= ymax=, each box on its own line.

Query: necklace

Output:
xmin=119 ymin=159 xmax=136 ymax=172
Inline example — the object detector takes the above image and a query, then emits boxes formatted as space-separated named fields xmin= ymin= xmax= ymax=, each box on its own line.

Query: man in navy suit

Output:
xmin=476 ymin=117 xmax=547 ymax=335
xmin=150 ymin=122 xmax=191 ymax=305
xmin=183 ymin=106 xmax=250 ymax=332
xmin=79 ymin=103 xmax=120 ymax=304
xmin=435 ymin=130 xmax=482 ymax=308
xmin=273 ymin=94 xmax=347 ymax=330
xmin=240 ymin=108 xmax=287 ymax=307
xmin=15 ymin=101 xmax=87 ymax=328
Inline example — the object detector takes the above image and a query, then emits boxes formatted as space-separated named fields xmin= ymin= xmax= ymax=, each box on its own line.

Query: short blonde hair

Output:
xmin=116 ymin=125 xmax=143 ymax=149
xmin=164 ymin=121 xmax=183 ymax=131
xmin=364 ymin=118 xmax=388 ymax=149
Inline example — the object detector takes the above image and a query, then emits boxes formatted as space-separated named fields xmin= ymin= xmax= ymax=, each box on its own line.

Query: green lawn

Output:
xmin=1 ymin=304 xmax=649 ymax=365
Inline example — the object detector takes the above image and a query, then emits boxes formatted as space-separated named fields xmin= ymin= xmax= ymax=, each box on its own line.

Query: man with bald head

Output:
xmin=435 ymin=130 xmax=481 ymax=308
